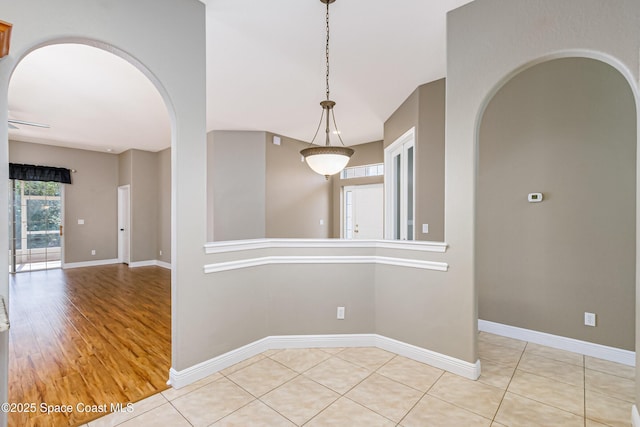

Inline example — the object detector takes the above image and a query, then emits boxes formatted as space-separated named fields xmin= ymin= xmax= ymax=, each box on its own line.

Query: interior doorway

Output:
xmin=343 ymin=183 xmax=384 ymax=239
xmin=9 ymin=179 xmax=63 ymax=272
xmin=118 ymin=184 xmax=131 ymax=264
xmin=384 ymin=127 xmax=415 ymax=240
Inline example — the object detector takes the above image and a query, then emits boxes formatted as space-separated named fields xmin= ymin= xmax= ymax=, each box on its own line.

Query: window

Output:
xmin=384 ymin=127 xmax=415 ymax=240
xmin=340 ymin=163 xmax=384 ymax=180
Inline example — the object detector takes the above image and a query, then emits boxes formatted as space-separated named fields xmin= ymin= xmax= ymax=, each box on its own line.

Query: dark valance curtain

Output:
xmin=9 ymin=163 xmax=72 ymax=184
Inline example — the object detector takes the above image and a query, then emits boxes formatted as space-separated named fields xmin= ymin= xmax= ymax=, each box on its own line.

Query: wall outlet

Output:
xmin=584 ymin=312 xmax=596 ymax=327
xmin=422 ymin=224 xmax=429 ymax=234
xmin=91 ymin=249 xmax=96 ymax=256
xmin=336 ymin=306 xmax=345 ymax=320
xmin=159 ymin=250 xmax=163 ymax=256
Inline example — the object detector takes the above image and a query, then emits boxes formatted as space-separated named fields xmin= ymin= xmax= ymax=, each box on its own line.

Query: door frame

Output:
xmin=384 ymin=127 xmax=416 ymax=240
xmin=117 ymin=185 xmax=131 ymax=264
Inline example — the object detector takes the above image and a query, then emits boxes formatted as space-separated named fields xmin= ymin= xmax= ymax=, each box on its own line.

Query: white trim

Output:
xmin=374 ymin=335 xmax=480 ymax=380
xmin=204 ymin=238 xmax=448 ymax=254
xmin=203 ymin=255 xmax=448 ymax=274
xmin=170 ymin=337 xmax=271 ymax=389
xmin=63 ymin=258 xmax=120 ymax=269
xmin=156 ymin=260 xmax=172 ymax=270
xmin=384 ymin=127 xmax=416 ymax=240
xmin=169 ymin=333 xmax=478 ymax=389
xmin=479 ymin=319 xmax=635 ymax=366
xmin=129 ymin=260 xmax=157 ymax=268
xmin=129 ymin=260 xmax=172 ymax=269
xmin=632 ymin=405 xmax=640 ymax=427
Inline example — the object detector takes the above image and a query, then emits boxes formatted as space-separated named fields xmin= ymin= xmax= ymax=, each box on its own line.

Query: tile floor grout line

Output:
xmin=166 ymin=399 xmax=195 ymax=427
xmin=489 ymin=339 xmax=528 ymax=423
xmin=396 ymin=369 xmax=446 ymax=426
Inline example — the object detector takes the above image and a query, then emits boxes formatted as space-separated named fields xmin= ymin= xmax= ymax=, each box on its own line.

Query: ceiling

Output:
xmin=7 ymin=0 xmax=473 ymax=154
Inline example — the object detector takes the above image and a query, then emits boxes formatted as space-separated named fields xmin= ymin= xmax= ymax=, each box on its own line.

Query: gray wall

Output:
xmin=10 ymin=143 xmax=171 ymax=266
xmin=208 ymin=130 xmax=266 ymax=241
xmin=157 ymin=148 xmax=171 ymax=263
xmin=1 ymin=0 xmax=206 ymax=411
xmin=9 ymin=140 xmax=119 ymax=263
xmin=446 ymin=0 xmax=640 ymax=375
xmin=119 ymin=148 xmax=170 ymax=264
xmin=331 ymin=140 xmax=384 ymax=238
xmin=130 ymin=149 xmax=159 ymax=263
xmin=118 ymin=149 xmax=132 ymax=186
xmin=207 ymin=130 xmax=333 ymax=240
xmin=477 ymin=57 xmax=636 ymax=350
xmin=384 ymin=79 xmax=446 ymax=242
xmin=265 ymin=132 xmax=332 ymax=238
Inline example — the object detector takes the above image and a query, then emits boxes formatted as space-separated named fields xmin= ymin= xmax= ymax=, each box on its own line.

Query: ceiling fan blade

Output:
xmin=8 ymin=119 xmax=50 ymax=128
xmin=8 ymin=123 xmax=18 ymax=130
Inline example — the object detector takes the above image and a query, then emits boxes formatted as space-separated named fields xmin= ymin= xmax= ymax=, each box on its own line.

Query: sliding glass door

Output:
xmin=9 ymin=180 xmax=63 ymax=272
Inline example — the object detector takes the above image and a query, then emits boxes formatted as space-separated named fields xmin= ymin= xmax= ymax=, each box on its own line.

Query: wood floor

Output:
xmin=8 ymin=264 xmax=171 ymax=427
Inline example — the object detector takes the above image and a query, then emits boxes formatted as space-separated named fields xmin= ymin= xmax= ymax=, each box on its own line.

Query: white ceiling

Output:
xmin=7 ymin=0 xmax=473 ymax=153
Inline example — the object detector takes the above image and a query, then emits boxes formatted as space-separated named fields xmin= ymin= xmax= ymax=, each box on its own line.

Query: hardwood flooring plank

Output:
xmin=9 ymin=264 xmax=171 ymax=427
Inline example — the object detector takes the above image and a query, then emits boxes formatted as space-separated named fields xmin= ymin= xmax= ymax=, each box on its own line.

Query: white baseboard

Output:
xmin=632 ymin=405 xmax=640 ymax=427
xmin=374 ymin=335 xmax=481 ymax=380
xmin=129 ymin=260 xmax=172 ymax=269
xmin=170 ymin=337 xmax=271 ymax=389
xmin=63 ymin=258 xmax=120 ymax=269
xmin=479 ymin=319 xmax=635 ymax=366
xmin=169 ymin=334 xmax=479 ymax=389
xmin=156 ymin=260 xmax=172 ymax=269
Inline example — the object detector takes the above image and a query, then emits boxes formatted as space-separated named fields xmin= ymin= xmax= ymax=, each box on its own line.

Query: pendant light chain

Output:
xmin=300 ymin=0 xmax=354 ymax=180
xmin=325 ymin=1 xmax=330 ymax=101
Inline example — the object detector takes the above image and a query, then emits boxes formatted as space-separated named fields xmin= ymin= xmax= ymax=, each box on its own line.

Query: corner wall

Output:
xmin=265 ymin=133 xmax=332 ymax=238
xmin=208 ymin=130 xmax=266 ymax=241
xmin=384 ymin=79 xmax=446 ymax=242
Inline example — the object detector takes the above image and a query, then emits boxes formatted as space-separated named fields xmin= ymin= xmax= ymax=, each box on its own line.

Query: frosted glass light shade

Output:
xmin=300 ymin=146 xmax=354 ymax=178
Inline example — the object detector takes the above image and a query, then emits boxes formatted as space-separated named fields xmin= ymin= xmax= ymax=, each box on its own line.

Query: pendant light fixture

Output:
xmin=300 ymin=0 xmax=354 ymax=180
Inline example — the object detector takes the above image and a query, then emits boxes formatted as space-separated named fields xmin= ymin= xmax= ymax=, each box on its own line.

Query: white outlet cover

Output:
xmin=337 ymin=306 xmax=345 ymax=320
xmin=584 ymin=312 xmax=596 ymax=327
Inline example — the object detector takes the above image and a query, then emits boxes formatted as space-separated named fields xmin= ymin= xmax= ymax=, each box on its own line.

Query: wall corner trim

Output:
xmin=168 ymin=334 xmax=478 ymax=389
xmin=478 ymin=319 xmax=635 ymax=366
xmin=632 ymin=405 xmax=640 ymax=427
xmin=129 ymin=260 xmax=172 ymax=269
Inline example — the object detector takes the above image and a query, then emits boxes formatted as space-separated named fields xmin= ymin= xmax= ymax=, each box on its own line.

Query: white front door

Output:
xmin=117 ymin=185 xmax=130 ymax=264
xmin=343 ymin=184 xmax=384 ymax=239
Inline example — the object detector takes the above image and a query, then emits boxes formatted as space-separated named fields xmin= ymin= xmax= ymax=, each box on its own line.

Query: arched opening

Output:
xmin=6 ymin=42 xmax=174 ymax=426
xmin=476 ymin=57 xmax=636 ymax=351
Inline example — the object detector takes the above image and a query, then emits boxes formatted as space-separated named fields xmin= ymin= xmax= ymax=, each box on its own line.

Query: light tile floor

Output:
xmin=84 ymin=333 xmax=635 ymax=426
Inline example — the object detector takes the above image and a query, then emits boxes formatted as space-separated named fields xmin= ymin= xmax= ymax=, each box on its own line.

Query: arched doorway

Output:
xmin=476 ymin=57 xmax=636 ymax=353
xmin=6 ymin=42 xmax=173 ymax=426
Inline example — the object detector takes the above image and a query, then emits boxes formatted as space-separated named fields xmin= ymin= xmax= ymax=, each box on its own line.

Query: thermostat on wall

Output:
xmin=528 ymin=192 xmax=543 ymax=203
